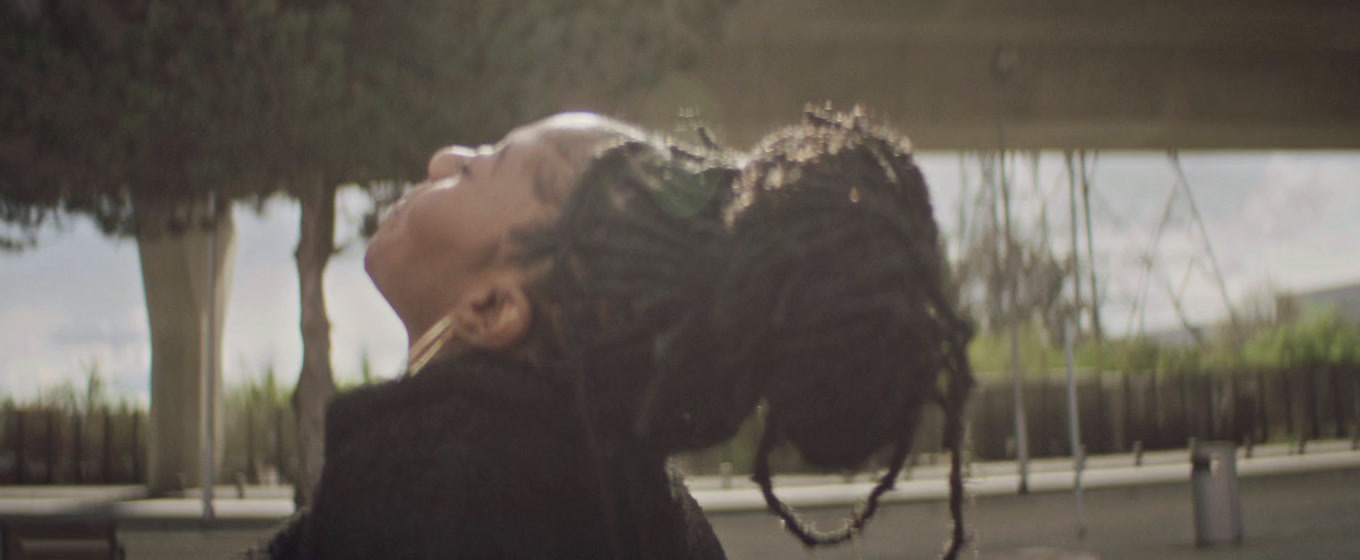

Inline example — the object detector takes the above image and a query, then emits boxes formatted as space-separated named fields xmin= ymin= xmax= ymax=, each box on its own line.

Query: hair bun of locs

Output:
xmin=516 ymin=113 xmax=974 ymax=555
xmin=516 ymin=140 xmax=756 ymax=452
xmin=713 ymin=109 xmax=975 ymax=552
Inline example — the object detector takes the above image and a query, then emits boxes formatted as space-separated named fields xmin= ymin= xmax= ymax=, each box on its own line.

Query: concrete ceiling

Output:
xmin=631 ymin=0 xmax=1360 ymax=150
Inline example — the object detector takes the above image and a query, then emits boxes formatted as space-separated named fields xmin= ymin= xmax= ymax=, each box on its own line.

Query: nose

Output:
xmin=427 ymin=146 xmax=478 ymax=180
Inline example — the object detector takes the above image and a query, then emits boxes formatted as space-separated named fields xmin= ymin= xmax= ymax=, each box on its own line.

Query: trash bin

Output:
xmin=1190 ymin=440 xmax=1243 ymax=546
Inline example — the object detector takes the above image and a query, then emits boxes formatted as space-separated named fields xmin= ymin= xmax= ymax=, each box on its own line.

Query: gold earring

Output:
xmin=407 ymin=314 xmax=456 ymax=375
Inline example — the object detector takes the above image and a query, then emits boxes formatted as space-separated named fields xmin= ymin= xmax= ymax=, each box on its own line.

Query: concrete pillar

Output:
xmin=136 ymin=200 xmax=235 ymax=495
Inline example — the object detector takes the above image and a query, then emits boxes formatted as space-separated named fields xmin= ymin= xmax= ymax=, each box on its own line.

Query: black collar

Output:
xmin=323 ymin=354 xmax=576 ymax=451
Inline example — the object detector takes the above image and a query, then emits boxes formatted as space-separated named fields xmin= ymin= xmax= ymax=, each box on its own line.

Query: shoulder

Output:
xmin=303 ymin=359 xmax=604 ymax=557
xmin=232 ymin=512 xmax=307 ymax=560
xmin=323 ymin=356 xmax=574 ymax=452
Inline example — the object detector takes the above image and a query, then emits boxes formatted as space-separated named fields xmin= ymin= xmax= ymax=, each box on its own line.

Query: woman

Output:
xmin=251 ymin=109 xmax=972 ymax=559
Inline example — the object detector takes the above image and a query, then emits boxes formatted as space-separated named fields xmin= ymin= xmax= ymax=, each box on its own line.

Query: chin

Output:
xmin=363 ymin=241 xmax=392 ymax=290
xmin=364 ymin=249 xmax=407 ymax=320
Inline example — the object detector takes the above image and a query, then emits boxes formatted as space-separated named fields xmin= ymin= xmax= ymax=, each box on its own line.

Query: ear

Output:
xmin=449 ymin=273 xmax=533 ymax=351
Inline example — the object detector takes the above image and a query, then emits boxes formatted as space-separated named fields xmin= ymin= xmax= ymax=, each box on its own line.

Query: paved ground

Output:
xmin=708 ymin=468 xmax=1360 ymax=559
xmin=110 ymin=468 xmax=1360 ymax=559
xmin=5 ymin=441 xmax=1357 ymax=559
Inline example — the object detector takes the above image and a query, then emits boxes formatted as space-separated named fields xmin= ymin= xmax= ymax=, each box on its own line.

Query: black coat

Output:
xmin=252 ymin=356 xmax=725 ymax=559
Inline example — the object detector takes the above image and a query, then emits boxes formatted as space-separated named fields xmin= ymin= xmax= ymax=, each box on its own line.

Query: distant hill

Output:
xmin=1280 ymin=282 xmax=1360 ymax=323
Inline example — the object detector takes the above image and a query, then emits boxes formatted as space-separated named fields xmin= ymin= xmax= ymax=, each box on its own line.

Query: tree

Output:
xmin=3 ymin=0 xmax=733 ymax=505
xmin=275 ymin=0 xmax=734 ymax=506
xmin=950 ymin=153 xmax=1075 ymax=342
xmin=2 ymin=0 xmax=347 ymax=493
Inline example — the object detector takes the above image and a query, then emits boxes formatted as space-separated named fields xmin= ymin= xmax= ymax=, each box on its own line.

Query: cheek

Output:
xmin=406 ymin=193 xmax=483 ymax=256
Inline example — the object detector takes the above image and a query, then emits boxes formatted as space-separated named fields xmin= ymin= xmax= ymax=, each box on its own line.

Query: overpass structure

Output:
xmin=633 ymin=0 xmax=1360 ymax=150
xmin=143 ymin=0 xmax=1360 ymax=500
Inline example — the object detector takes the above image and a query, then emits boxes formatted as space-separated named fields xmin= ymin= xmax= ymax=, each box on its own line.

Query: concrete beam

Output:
xmin=730 ymin=0 xmax=1360 ymax=50
xmin=629 ymin=1 xmax=1360 ymax=150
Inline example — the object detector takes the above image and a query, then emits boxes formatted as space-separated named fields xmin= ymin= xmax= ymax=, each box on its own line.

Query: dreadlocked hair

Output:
xmin=719 ymin=109 xmax=975 ymax=554
xmin=513 ymin=110 xmax=975 ymax=556
xmin=514 ymin=139 xmax=754 ymax=453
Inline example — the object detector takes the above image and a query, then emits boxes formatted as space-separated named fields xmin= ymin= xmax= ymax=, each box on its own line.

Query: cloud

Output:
xmin=5 ymin=153 xmax=1360 ymax=399
xmin=0 ymin=305 xmax=149 ymax=402
xmin=49 ymin=320 xmax=145 ymax=348
xmin=1242 ymin=165 xmax=1331 ymax=240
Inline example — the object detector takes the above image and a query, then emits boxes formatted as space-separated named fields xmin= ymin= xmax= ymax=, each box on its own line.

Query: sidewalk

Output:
xmin=689 ymin=439 xmax=1360 ymax=512
xmin=1 ymin=440 xmax=1356 ymax=526
xmin=3 ymin=440 xmax=1357 ymax=559
xmin=711 ymin=467 xmax=1360 ymax=560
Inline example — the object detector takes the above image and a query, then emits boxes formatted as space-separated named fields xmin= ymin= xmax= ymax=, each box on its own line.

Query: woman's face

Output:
xmin=365 ymin=113 xmax=639 ymax=340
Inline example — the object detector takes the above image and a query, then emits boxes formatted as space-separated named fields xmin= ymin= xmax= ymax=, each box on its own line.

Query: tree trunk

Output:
xmin=292 ymin=181 xmax=337 ymax=508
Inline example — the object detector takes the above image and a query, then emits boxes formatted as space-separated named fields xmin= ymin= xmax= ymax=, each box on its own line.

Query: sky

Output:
xmin=3 ymin=151 xmax=1359 ymax=403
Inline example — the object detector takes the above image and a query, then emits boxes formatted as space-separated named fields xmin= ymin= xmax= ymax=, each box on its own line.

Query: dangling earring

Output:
xmin=407 ymin=314 xmax=456 ymax=375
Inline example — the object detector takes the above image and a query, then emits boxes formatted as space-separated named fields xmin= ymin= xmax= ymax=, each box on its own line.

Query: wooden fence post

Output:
xmin=73 ymin=413 xmax=83 ymax=484
xmin=1207 ymin=376 xmax=1219 ymax=440
xmin=1149 ymin=373 xmax=1162 ymax=448
xmin=1352 ymin=370 xmax=1360 ymax=450
xmin=1255 ymin=370 xmax=1269 ymax=442
xmin=1095 ymin=372 xmax=1110 ymax=454
xmin=275 ymin=406 xmax=286 ymax=483
xmin=1281 ymin=369 xmax=1296 ymax=440
xmin=45 ymin=410 xmax=55 ymax=484
xmin=246 ymin=404 xmax=258 ymax=484
xmin=1305 ymin=366 xmax=1320 ymax=441
xmin=15 ymin=410 xmax=25 ymax=484
xmin=131 ymin=411 xmax=142 ymax=483
xmin=1180 ymin=374 xmax=1194 ymax=444
xmin=102 ymin=410 xmax=112 ymax=483
xmin=1119 ymin=371 xmax=1132 ymax=453
xmin=1226 ymin=375 xmax=1239 ymax=443
xmin=1331 ymin=366 xmax=1347 ymax=438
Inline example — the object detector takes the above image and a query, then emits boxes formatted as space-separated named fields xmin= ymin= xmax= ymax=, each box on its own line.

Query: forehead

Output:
xmin=497 ymin=113 xmax=644 ymax=200
xmin=503 ymin=113 xmax=642 ymax=151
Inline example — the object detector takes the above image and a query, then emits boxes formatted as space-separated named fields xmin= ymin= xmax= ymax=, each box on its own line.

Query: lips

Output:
xmin=384 ymin=195 xmax=411 ymax=222
xmin=379 ymin=183 xmax=426 ymax=226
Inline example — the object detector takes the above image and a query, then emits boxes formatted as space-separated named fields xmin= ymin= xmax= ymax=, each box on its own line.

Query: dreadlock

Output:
xmin=515 ymin=139 xmax=752 ymax=451
xmin=513 ymin=138 xmax=747 ymax=559
xmin=514 ymin=109 xmax=974 ymax=557
xmin=722 ymin=109 xmax=975 ymax=554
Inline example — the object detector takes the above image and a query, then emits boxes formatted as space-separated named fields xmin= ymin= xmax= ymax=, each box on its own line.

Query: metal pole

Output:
xmin=1000 ymin=150 xmax=1030 ymax=494
xmin=1167 ymin=151 xmax=1240 ymax=332
xmin=1079 ymin=152 xmax=1102 ymax=340
xmin=1066 ymin=152 xmax=1082 ymax=338
xmin=994 ymin=49 xmax=1029 ymax=494
xmin=201 ymin=194 xmax=217 ymax=523
xmin=1064 ymin=320 xmax=1086 ymax=537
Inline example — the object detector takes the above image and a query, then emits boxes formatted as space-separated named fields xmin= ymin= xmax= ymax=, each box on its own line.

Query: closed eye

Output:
xmin=493 ymin=144 xmax=513 ymax=172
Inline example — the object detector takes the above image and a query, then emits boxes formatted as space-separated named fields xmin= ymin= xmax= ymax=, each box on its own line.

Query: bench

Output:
xmin=1 ymin=519 xmax=125 ymax=560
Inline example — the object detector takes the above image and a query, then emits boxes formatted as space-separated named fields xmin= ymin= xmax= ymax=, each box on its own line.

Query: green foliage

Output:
xmin=224 ymin=363 xmax=292 ymax=411
xmin=222 ymin=362 xmax=298 ymax=483
xmin=4 ymin=0 xmax=733 ymax=237
xmin=2 ymin=0 xmax=354 ymax=237
xmin=967 ymin=324 xmax=1071 ymax=379
xmin=968 ymin=306 xmax=1360 ymax=378
xmin=1242 ymin=307 xmax=1360 ymax=368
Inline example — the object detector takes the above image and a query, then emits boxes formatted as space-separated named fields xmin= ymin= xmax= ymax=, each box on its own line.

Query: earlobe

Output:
xmin=451 ymin=276 xmax=532 ymax=351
